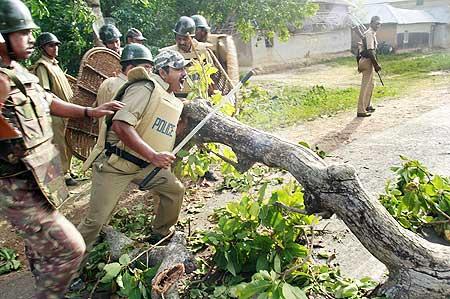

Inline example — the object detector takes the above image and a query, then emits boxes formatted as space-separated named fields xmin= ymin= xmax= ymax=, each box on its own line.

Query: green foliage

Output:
xmin=188 ymin=183 xmax=379 ymax=298
xmin=100 ymin=0 xmax=318 ymax=53
xmin=110 ymin=205 xmax=154 ymax=240
xmin=203 ymin=182 xmax=315 ymax=277
xmin=201 ymin=0 xmax=318 ymax=42
xmin=0 ymin=248 xmax=21 ymax=275
xmin=380 ymin=156 xmax=450 ymax=240
xmin=25 ymin=0 xmax=95 ymax=75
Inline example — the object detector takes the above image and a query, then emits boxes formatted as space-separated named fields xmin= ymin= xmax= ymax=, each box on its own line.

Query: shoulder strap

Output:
xmin=105 ymin=79 xmax=155 ymax=129
xmin=0 ymin=68 xmax=28 ymax=97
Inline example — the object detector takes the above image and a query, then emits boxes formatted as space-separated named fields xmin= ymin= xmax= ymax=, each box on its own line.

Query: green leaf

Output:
xmin=281 ymin=283 xmax=307 ymax=299
xmin=236 ymin=280 xmax=272 ymax=299
xmin=100 ymin=262 xmax=122 ymax=283
xmin=274 ymin=254 xmax=281 ymax=273
xmin=256 ymin=255 xmax=270 ymax=272
xmin=119 ymin=254 xmax=131 ymax=266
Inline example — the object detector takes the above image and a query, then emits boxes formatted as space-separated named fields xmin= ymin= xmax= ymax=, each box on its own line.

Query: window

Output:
xmin=416 ymin=0 xmax=424 ymax=5
xmin=403 ymin=31 xmax=409 ymax=44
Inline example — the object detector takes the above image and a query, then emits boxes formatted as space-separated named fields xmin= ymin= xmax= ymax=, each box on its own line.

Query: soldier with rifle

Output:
xmin=31 ymin=32 xmax=77 ymax=186
xmin=191 ymin=14 xmax=240 ymax=84
xmin=0 ymin=1 xmax=124 ymax=297
xmin=78 ymin=50 xmax=189 ymax=251
xmin=356 ymin=16 xmax=382 ymax=117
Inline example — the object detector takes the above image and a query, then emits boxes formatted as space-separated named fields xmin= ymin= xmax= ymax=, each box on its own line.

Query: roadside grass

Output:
xmin=238 ymin=51 xmax=450 ymax=130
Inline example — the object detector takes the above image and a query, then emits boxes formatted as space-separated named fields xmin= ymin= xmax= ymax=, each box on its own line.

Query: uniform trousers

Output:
xmin=78 ymin=153 xmax=185 ymax=250
xmin=0 ymin=172 xmax=85 ymax=299
xmin=357 ymin=57 xmax=375 ymax=114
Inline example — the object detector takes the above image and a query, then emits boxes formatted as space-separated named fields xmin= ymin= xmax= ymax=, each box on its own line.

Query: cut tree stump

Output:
xmin=179 ymin=100 xmax=450 ymax=299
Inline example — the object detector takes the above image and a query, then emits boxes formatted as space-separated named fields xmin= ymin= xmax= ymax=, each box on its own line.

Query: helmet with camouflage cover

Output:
xmin=154 ymin=50 xmax=189 ymax=72
xmin=121 ymin=43 xmax=153 ymax=63
xmin=36 ymin=32 xmax=61 ymax=48
xmin=191 ymin=15 xmax=210 ymax=31
xmin=173 ymin=16 xmax=196 ymax=37
xmin=99 ymin=24 xmax=122 ymax=44
xmin=0 ymin=0 xmax=39 ymax=34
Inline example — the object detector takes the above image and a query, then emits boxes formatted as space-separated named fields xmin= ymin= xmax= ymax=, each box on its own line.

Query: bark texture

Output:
xmin=84 ymin=0 xmax=104 ymax=46
xmin=181 ymin=100 xmax=450 ymax=299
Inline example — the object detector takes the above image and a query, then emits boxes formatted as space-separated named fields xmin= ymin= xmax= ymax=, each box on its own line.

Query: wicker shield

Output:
xmin=66 ymin=47 xmax=121 ymax=161
xmin=207 ymin=48 xmax=234 ymax=96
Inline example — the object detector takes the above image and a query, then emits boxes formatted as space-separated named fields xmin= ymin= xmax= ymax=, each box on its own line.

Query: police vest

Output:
xmin=84 ymin=67 xmax=183 ymax=174
xmin=31 ymin=56 xmax=74 ymax=102
xmin=0 ymin=64 xmax=68 ymax=208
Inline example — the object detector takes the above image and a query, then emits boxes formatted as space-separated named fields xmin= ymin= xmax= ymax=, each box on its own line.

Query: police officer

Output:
xmin=94 ymin=43 xmax=154 ymax=131
xmin=0 ymin=1 xmax=124 ymax=298
xmin=31 ymin=32 xmax=77 ymax=186
xmin=159 ymin=16 xmax=215 ymax=97
xmin=99 ymin=23 xmax=122 ymax=54
xmin=78 ymin=50 xmax=189 ymax=251
xmin=126 ymin=27 xmax=146 ymax=45
xmin=191 ymin=14 xmax=240 ymax=84
xmin=357 ymin=16 xmax=382 ymax=117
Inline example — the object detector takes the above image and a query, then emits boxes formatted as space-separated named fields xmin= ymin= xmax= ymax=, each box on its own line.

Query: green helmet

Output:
xmin=36 ymin=32 xmax=61 ymax=48
xmin=121 ymin=44 xmax=153 ymax=63
xmin=99 ymin=24 xmax=122 ymax=44
xmin=173 ymin=16 xmax=195 ymax=37
xmin=0 ymin=0 xmax=39 ymax=34
xmin=191 ymin=15 xmax=210 ymax=31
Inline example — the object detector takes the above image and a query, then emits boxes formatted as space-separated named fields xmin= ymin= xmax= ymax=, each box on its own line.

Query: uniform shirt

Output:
xmin=106 ymin=74 xmax=170 ymax=146
xmin=364 ymin=28 xmax=378 ymax=50
xmin=96 ymin=73 xmax=127 ymax=130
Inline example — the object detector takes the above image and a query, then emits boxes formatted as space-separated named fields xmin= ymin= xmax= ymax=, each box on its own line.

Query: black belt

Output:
xmin=104 ymin=143 xmax=150 ymax=168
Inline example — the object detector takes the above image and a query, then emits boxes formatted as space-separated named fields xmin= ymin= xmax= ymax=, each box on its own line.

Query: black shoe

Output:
xmin=203 ymin=170 xmax=218 ymax=182
xmin=357 ymin=112 xmax=371 ymax=117
xmin=366 ymin=106 xmax=376 ymax=112
xmin=65 ymin=177 xmax=79 ymax=186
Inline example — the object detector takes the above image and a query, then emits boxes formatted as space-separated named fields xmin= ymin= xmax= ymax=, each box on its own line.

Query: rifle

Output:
xmin=138 ymin=69 xmax=255 ymax=190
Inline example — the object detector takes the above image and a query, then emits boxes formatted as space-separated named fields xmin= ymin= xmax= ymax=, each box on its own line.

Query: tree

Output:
xmin=25 ymin=0 xmax=95 ymax=75
xmin=179 ymin=99 xmax=450 ymax=299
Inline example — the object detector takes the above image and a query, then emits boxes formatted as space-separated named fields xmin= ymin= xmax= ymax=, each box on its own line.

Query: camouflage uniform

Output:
xmin=0 ymin=1 xmax=86 ymax=296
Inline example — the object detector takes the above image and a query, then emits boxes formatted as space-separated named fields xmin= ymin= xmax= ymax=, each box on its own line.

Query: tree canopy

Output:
xmin=24 ymin=0 xmax=317 ymax=74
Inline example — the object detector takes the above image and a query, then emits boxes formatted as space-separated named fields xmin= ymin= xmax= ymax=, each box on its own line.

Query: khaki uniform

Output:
xmin=357 ymin=28 xmax=378 ymax=114
xmin=207 ymin=34 xmax=239 ymax=84
xmin=31 ymin=55 xmax=74 ymax=174
xmin=159 ymin=40 xmax=214 ymax=96
xmin=78 ymin=71 xmax=185 ymax=250
xmin=0 ymin=62 xmax=85 ymax=299
xmin=95 ymin=72 xmax=128 ymax=129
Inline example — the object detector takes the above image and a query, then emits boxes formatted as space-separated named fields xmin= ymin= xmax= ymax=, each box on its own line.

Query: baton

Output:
xmin=377 ymin=71 xmax=384 ymax=86
xmin=138 ymin=69 xmax=255 ymax=190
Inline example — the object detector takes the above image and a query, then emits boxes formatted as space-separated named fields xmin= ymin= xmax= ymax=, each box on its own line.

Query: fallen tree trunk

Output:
xmin=180 ymin=100 xmax=450 ymax=299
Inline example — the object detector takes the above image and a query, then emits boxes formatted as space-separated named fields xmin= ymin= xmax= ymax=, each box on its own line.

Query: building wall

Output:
xmin=433 ymin=23 xmax=450 ymax=47
xmin=389 ymin=0 xmax=449 ymax=9
xmin=241 ymin=28 xmax=351 ymax=68
xmin=396 ymin=23 xmax=432 ymax=48
xmin=375 ymin=24 xmax=398 ymax=47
